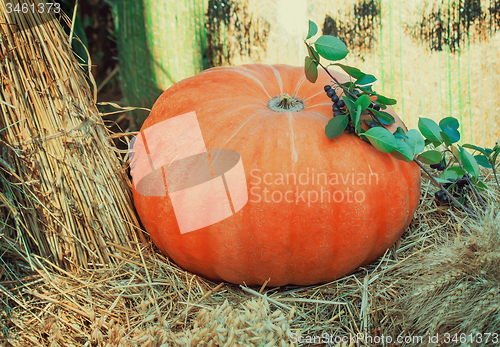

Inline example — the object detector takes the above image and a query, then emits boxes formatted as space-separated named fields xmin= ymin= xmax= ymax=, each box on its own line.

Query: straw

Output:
xmin=4 ymin=175 xmax=498 ymax=346
xmin=0 ymin=0 xmax=145 ymax=274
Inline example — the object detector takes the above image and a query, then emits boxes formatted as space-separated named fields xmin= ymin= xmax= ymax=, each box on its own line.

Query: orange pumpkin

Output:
xmin=132 ymin=64 xmax=421 ymax=286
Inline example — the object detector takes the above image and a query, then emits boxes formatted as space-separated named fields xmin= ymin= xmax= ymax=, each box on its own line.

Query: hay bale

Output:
xmin=394 ymin=205 xmax=500 ymax=345
xmin=0 ymin=1 xmax=145 ymax=273
xmin=3 ymin=175 xmax=498 ymax=346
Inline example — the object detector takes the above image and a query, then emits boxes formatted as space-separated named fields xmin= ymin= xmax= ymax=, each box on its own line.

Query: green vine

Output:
xmin=303 ymin=20 xmax=500 ymax=220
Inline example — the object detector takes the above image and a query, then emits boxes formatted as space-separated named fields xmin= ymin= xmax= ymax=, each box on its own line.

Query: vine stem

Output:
xmin=316 ymin=60 xmax=355 ymax=99
xmin=444 ymin=149 xmax=486 ymax=211
xmin=413 ymin=157 xmax=480 ymax=220
xmin=491 ymin=160 xmax=500 ymax=191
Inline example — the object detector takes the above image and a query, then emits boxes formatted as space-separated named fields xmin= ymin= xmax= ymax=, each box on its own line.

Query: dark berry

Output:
xmin=334 ymin=110 xmax=342 ymax=116
xmin=337 ymin=100 xmax=345 ymax=108
xmin=458 ymin=177 xmax=469 ymax=187
xmin=430 ymin=162 xmax=446 ymax=171
xmin=327 ymin=89 xmax=336 ymax=98
xmin=348 ymin=126 xmax=355 ymax=134
xmin=331 ymin=94 xmax=339 ymax=103
xmin=369 ymin=122 xmax=378 ymax=128
xmin=324 ymin=85 xmax=332 ymax=92
xmin=373 ymin=104 xmax=381 ymax=111
xmin=332 ymin=105 xmax=339 ymax=112
xmin=435 ymin=190 xmax=451 ymax=203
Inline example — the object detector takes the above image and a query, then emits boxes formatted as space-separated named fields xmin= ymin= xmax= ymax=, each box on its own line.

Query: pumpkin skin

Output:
xmin=132 ymin=64 xmax=421 ymax=286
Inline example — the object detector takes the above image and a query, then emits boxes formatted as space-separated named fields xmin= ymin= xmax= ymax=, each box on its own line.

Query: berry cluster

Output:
xmin=324 ymin=85 xmax=345 ymax=117
xmin=434 ymin=173 xmax=471 ymax=204
xmin=324 ymin=85 xmax=381 ymax=116
xmin=324 ymin=85 xmax=356 ymax=133
xmin=324 ymin=84 xmax=384 ymax=134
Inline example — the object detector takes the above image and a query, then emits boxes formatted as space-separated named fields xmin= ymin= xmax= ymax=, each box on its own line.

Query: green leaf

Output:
xmin=424 ymin=139 xmax=433 ymax=147
xmin=458 ymin=146 xmax=479 ymax=178
xmin=306 ymin=44 xmax=320 ymax=62
xmin=418 ymin=118 xmax=443 ymax=145
xmin=354 ymin=106 xmax=362 ymax=133
xmin=374 ymin=94 xmax=397 ymax=105
xmin=417 ymin=150 xmax=442 ymax=165
xmin=306 ymin=20 xmax=318 ymax=40
xmin=476 ymin=179 xmax=488 ymax=192
xmin=450 ymin=145 xmax=460 ymax=159
xmin=447 ymin=166 xmax=466 ymax=176
xmin=314 ymin=35 xmax=349 ymax=61
xmin=356 ymin=74 xmax=377 ymax=86
xmin=371 ymin=109 xmax=395 ymax=125
xmin=392 ymin=139 xmax=414 ymax=162
xmin=333 ymin=63 xmax=365 ymax=79
xmin=351 ymin=96 xmax=368 ymax=134
xmin=354 ymin=94 xmax=371 ymax=112
xmin=490 ymin=147 xmax=499 ymax=165
xmin=373 ymin=102 xmax=387 ymax=110
xmin=439 ymin=117 xmax=459 ymax=130
xmin=434 ymin=177 xmax=454 ymax=184
xmin=342 ymin=95 xmax=355 ymax=116
xmin=405 ymin=129 xmax=425 ymax=155
xmin=358 ymin=85 xmax=374 ymax=93
xmin=325 ymin=114 xmax=349 ymax=139
xmin=474 ymin=154 xmax=492 ymax=168
xmin=462 ymin=144 xmax=487 ymax=156
xmin=440 ymin=169 xmax=459 ymax=181
xmin=440 ymin=131 xmax=452 ymax=147
xmin=441 ymin=126 xmax=460 ymax=144
xmin=304 ymin=56 xmax=318 ymax=83
xmin=363 ymin=127 xmax=399 ymax=153
xmin=393 ymin=127 xmax=408 ymax=140
xmin=342 ymin=81 xmax=355 ymax=89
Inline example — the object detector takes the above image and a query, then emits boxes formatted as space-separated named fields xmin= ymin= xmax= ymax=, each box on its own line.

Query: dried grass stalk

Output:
xmin=2 ymin=179 xmax=498 ymax=346
xmin=395 ymin=205 xmax=500 ymax=345
xmin=0 ymin=0 xmax=145 ymax=273
xmin=170 ymin=298 xmax=297 ymax=346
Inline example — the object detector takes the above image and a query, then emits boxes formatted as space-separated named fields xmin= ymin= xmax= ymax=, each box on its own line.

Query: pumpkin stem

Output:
xmin=268 ymin=93 xmax=304 ymax=112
